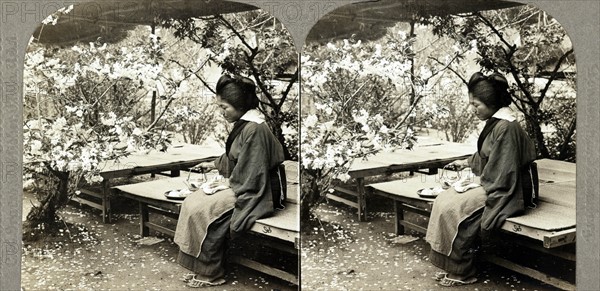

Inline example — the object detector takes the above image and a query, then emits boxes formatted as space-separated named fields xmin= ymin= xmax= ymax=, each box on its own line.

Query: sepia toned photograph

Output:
xmin=21 ymin=1 xmax=298 ymax=290
xmin=300 ymin=0 xmax=576 ymax=290
xmin=5 ymin=0 xmax=585 ymax=290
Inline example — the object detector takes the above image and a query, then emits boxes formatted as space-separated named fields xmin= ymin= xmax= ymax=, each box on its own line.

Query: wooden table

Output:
xmin=366 ymin=175 xmax=437 ymax=235
xmin=73 ymin=143 xmax=223 ymax=223
xmin=330 ymin=142 xmax=475 ymax=221
xmin=366 ymin=158 xmax=576 ymax=290
xmin=113 ymin=161 xmax=300 ymax=284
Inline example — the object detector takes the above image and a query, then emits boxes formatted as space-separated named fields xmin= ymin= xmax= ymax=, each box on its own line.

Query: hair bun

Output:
xmin=488 ymin=73 xmax=508 ymax=86
xmin=488 ymin=73 xmax=511 ymax=107
xmin=216 ymin=74 xmax=234 ymax=92
xmin=236 ymin=76 xmax=257 ymax=93
xmin=467 ymin=72 xmax=486 ymax=91
xmin=216 ymin=75 xmax=257 ymax=94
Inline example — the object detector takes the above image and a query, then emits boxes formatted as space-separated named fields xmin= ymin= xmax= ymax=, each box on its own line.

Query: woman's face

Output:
xmin=216 ymin=96 xmax=244 ymax=123
xmin=469 ymin=93 xmax=497 ymax=121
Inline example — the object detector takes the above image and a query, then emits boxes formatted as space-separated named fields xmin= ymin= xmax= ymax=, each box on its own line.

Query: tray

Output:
xmin=417 ymin=187 xmax=444 ymax=198
xmin=164 ymin=189 xmax=193 ymax=200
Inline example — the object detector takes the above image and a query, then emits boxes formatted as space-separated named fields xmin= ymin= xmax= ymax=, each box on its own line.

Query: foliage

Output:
xmin=538 ymin=80 xmax=577 ymax=161
xmin=300 ymin=108 xmax=411 ymax=219
xmin=22 ymin=32 xmax=198 ymax=231
xmin=165 ymin=104 xmax=217 ymax=145
xmin=419 ymin=78 xmax=478 ymax=142
xmin=120 ymin=26 xmax=219 ymax=146
xmin=160 ymin=10 xmax=299 ymax=159
xmin=300 ymin=24 xmax=480 ymax=217
xmin=24 ymin=40 xmax=172 ymax=179
xmin=301 ymin=34 xmax=414 ymax=218
xmin=423 ymin=5 xmax=577 ymax=161
xmin=405 ymin=22 xmax=480 ymax=142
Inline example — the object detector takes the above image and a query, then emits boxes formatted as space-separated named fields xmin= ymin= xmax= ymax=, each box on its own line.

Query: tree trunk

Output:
xmin=24 ymin=171 xmax=71 ymax=241
xmin=526 ymin=116 xmax=550 ymax=158
xmin=408 ymin=20 xmax=416 ymax=128
xmin=300 ymin=170 xmax=322 ymax=223
xmin=268 ymin=116 xmax=293 ymax=160
xmin=557 ymin=117 xmax=576 ymax=161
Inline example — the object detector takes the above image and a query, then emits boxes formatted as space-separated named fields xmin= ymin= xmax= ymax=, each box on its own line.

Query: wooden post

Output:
xmin=139 ymin=201 xmax=150 ymax=237
xmin=357 ymin=178 xmax=367 ymax=221
xmin=394 ymin=201 xmax=405 ymax=235
xmin=101 ymin=179 xmax=111 ymax=223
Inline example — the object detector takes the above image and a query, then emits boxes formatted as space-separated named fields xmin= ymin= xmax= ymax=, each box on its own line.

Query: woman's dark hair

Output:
xmin=467 ymin=72 xmax=512 ymax=109
xmin=215 ymin=75 xmax=260 ymax=112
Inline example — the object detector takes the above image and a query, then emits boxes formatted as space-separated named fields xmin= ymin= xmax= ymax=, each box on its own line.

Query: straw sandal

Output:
xmin=439 ymin=274 xmax=477 ymax=287
xmin=181 ymin=273 xmax=196 ymax=283
xmin=432 ymin=272 xmax=448 ymax=281
xmin=186 ymin=277 xmax=226 ymax=288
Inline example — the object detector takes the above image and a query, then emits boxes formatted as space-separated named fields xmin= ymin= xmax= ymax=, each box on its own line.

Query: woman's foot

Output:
xmin=186 ymin=277 xmax=226 ymax=288
xmin=439 ymin=274 xmax=477 ymax=287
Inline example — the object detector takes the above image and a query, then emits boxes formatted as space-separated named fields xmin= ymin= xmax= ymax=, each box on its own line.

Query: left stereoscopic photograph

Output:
xmin=21 ymin=1 xmax=299 ymax=289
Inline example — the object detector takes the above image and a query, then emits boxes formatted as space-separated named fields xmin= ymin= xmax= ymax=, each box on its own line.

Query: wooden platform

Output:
xmin=73 ymin=143 xmax=222 ymax=223
xmin=366 ymin=159 xmax=576 ymax=290
xmin=113 ymin=161 xmax=299 ymax=285
xmin=330 ymin=142 xmax=475 ymax=221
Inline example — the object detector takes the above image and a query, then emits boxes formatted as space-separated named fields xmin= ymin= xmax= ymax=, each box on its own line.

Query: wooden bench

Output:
xmin=366 ymin=159 xmax=576 ymax=290
xmin=72 ymin=144 xmax=221 ymax=223
xmin=112 ymin=161 xmax=299 ymax=285
xmin=329 ymin=142 xmax=474 ymax=221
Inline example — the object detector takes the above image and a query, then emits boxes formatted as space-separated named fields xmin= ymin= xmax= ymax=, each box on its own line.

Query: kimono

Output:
xmin=174 ymin=110 xmax=285 ymax=281
xmin=425 ymin=107 xmax=536 ymax=277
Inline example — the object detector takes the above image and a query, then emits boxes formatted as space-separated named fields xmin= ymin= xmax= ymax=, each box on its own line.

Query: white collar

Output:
xmin=240 ymin=109 xmax=265 ymax=124
xmin=492 ymin=107 xmax=516 ymax=122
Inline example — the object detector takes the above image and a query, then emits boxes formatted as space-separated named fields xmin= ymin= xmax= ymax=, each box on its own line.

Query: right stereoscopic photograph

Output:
xmin=300 ymin=0 xmax=576 ymax=290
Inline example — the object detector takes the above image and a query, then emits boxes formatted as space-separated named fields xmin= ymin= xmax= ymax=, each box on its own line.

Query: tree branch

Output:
xmin=475 ymin=12 xmax=536 ymax=106
xmin=538 ymin=48 xmax=574 ymax=105
xmin=476 ymin=12 xmax=513 ymax=50
xmin=428 ymin=56 xmax=468 ymax=85
xmin=424 ymin=52 xmax=462 ymax=83
xmin=169 ymin=58 xmax=215 ymax=94
xmin=278 ymin=67 xmax=299 ymax=109
xmin=320 ymin=81 xmax=369 ymax=145
xmin=145 ymin=94 xmax=175 ymax=131
xmin=217 ymin=15 xmax=258 ymax=57
xmin=396 ymin=93 xmax=425 ymax=129
xmin=246 ymin=52 xmax=277 ymax=111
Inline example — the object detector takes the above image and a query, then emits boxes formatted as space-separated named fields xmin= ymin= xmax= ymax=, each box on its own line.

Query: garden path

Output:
xmin=301 ymin=200 xmax=571 ymax=291
xmin=21 ymin=189 xmax=296 ymax=291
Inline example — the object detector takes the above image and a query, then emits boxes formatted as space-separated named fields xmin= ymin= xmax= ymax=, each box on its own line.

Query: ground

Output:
xmin=21 ymin=187 xmax=297 ymax=291
xmin=20 ymin=181 xmax=575 ymax=291
xmin=301 ymin=196 xmax=575 ymax=291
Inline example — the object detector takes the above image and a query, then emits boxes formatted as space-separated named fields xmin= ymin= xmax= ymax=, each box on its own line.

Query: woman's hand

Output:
xmin=201 ymin=177 xmax=230 ymax=195
xmin=205 ymin=177 xmax=229 ymax=188
xmin=192 ymin=162 xmax=215 ymax=172
xmin=446 ymin=159 xmax=468 ymax=171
